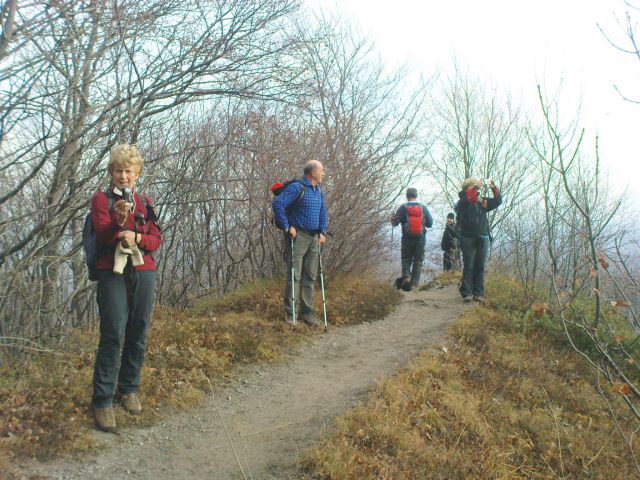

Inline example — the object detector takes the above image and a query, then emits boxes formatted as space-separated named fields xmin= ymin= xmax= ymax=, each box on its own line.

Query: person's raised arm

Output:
xmin=93 ymin=192 xmax=126 ymax=245
xmin=484 ymin=180 xmax=502 ymax=211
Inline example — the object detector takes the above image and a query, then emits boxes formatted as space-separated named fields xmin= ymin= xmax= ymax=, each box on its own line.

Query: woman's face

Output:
xmin=110 ymin=163 xmax=139 ymax=190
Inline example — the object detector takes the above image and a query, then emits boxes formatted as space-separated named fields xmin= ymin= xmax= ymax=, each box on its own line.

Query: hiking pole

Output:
xmin=291 ymin=235 xmax=297 ymax=327
xmin=319 ymin=245 xmax=328 ymax=333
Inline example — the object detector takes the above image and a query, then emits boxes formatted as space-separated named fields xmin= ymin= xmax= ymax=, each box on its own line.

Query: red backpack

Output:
xmin=404 ymin=204 xmax=424 ymax=236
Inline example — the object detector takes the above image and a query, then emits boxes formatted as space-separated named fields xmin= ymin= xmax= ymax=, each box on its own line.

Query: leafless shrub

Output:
xmin=0 ymin=6 xmax=428 ymax=347
xmin=494 ymin=85 xmax=640 ymax=466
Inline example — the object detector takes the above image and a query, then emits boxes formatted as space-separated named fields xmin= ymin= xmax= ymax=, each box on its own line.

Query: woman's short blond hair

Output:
xmin=461 ymin=177 xmax=481 ymax=191
xmin=108 ymin=144 xmax=143 ymax=175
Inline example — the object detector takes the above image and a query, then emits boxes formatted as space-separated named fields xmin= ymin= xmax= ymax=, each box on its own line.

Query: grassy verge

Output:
xmin=303 ymin=274 xmax=639 ymax=479
xmin=419 ymin=269 xmax=461 ymax=290
xmin=0 ymin=273 xmax=401 ymax=471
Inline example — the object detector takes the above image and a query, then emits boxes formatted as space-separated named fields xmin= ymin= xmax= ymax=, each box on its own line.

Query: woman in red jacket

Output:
xmin=91 ymin=144 xmax=161 ymax=431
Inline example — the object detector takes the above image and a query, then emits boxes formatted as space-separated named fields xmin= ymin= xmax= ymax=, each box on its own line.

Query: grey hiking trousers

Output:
xmin=283 ymin=230 xmax=320 ymax=318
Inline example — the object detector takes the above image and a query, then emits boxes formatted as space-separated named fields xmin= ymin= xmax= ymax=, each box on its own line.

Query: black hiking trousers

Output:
xmin=459 ymin=234 xmax=489 ymax=298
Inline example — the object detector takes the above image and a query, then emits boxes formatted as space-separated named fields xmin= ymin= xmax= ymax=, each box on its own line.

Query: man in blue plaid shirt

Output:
xmin=272 ymin=160 xmax=327 ymax=326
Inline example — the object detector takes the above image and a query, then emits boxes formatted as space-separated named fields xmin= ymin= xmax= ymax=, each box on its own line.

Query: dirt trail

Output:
xmin=21 ymin=284 xmax=467 ymax=480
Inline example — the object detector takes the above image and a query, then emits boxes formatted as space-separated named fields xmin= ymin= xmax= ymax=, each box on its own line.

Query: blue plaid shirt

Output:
xmin=272 ymin=176 xmax=327 ymax=234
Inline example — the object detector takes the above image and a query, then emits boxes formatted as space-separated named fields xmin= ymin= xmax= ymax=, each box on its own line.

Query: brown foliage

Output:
xmin=0 ymin=274 xmax=400 ymax=468
xmin=303 ymin=278 xmax=639 ymax=479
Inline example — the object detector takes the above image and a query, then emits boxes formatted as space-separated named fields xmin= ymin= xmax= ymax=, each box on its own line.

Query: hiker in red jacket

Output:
xmin=391 ymin=187 xmax=433 ymax=291
xmin=90 ymin=144 xmax=161 ymax=432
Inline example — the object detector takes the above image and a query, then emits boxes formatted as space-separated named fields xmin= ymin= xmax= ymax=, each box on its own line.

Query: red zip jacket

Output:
xmin=91 ymin=189 xmax=162 ymax=271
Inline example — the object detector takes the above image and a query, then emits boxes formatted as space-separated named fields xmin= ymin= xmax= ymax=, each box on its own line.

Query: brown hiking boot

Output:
xmin=93 ymin=405 xmax=116 ymax=431
xmin=120 ymin=392 xmax=142 ymax=415
xmin=301 ymin=313 xmax=319 ymax=327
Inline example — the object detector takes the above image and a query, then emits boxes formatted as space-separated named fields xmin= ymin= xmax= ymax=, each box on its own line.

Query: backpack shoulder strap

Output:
xmin=102 ymin=188 xmax=116 ymax=212
xmin=138 ymin=191 xmax=159 ymax=224
xmin=288 ymin=180 xmax=305 ymax=209
xmin=296 ymin=180 xmax=305 ymax=202
xmin=137 ymin=191 xmax=149 ymax=210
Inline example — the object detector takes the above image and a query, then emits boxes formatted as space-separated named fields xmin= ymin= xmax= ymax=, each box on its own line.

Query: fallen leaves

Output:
xmin=610 ymin=300 xmax=630 ymax=308
xmin=611 ymin=382 xmax=631 ymax=396
xmin=531 ymin=303 xmax=549 ymax=317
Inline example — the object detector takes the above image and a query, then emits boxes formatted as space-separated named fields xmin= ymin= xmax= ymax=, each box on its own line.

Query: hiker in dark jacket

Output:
xmin=440 ymin=212 xmax=457 ymax=271
xmin=391 ymin=187 xmax=433 ymax=291
xmin=272 ymin=160 xmax=327 ymax=327
xmin=455 ymin=177 xmax=502 ymax=302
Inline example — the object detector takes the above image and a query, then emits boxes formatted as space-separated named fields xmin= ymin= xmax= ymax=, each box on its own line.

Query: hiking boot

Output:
xmin=301 ymin=313 xmax=319 ymax=327
xmin=93 ymin=405 xmax=116 ymax=432
xmin=120 ymin=392 xmax=142 ymax=415
xmin=463 ymin=295 xmax=473 ymax=303
xmin=285 ymin=314 xmax=295 ymax=326
xmin=473 ymin=296 xmax=484 ymax=303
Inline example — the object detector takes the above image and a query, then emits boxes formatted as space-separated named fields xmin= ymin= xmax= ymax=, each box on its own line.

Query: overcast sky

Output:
xmin=306 ymin=0 xmax=640 ymax=197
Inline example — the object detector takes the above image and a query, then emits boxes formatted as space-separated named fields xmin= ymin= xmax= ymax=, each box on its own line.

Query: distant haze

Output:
xmin=308 ymin=0 xmax=640 ymax=198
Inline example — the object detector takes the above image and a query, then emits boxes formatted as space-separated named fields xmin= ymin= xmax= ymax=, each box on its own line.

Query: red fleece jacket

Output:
xmin=91 ymin=190 xmax=161 ymax=271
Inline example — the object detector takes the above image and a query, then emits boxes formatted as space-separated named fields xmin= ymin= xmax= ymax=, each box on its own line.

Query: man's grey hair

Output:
xmin=304 ymin=159 xmax=322 ymax=176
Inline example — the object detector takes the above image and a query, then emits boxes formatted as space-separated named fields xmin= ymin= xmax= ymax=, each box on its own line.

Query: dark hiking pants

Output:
xmin=459 ymin=234 xmax=489 ymax=298
xmin=443 ymin=249 xmax=454 ymax=271
xmin=401 ymin=235 xmax=425 ymax=287
xmin=92 ymin=265 xmax=156 ymax=408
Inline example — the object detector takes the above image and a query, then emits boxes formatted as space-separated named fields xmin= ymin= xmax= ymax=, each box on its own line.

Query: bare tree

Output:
xmin=496 ymin=85 xmax=640 ymax=469
xmin=291 ymin=14 xmax=430 ymax=274
xmin=1 ymin=0 xmax=300 ymax=340
xmin=598 ymin=0 xmax=640 ymax=103
xmin=427 ymin=63 xmax=535 ymax=239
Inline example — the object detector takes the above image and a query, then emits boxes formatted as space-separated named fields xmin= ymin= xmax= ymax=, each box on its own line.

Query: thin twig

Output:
xmin=206 ymin=378 xmax=247 ymax=480
xmin=538 ymin=380 xmax=565 ymax=479
xmin=0 ymin=342 xmax=66 ymax=356
xmin=241 ymin=421 xmax=300 ymax=438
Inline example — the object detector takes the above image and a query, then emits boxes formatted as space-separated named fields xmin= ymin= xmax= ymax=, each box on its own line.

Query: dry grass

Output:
xmin=0 ymin=273 xmax=401 ymax=472
xmin=419 ymin=270 xmax=461 ymax=291
xmin=303 ymin=274 xmax=639 ymax=479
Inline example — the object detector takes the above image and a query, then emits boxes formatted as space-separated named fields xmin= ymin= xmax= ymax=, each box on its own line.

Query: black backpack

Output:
xmin=270 ymin=179 xmax=305 ymax=231
xmin=82 ymin=189 xmax=152 ymax=281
